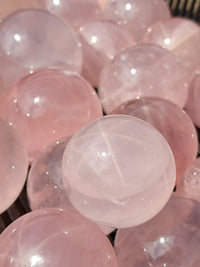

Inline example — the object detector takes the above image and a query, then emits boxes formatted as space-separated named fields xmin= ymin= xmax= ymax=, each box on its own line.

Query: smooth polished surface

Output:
xmin=34 ymin=0 xmax=102 ymax=31
xmin=143 ymin=17 xmax=200 ymax=76
xmin=99 ymin=44 xmax=188 ymax=113
xmin=103 ymin=0 xmax=171 ymax=42
xmin=0 ymin=119 xmax=28 ymax=214
xmin=0 ymin=69 xmax=102 ymax=162
xmin=177 ymin=157 xmax=200 ymax=202
xmin=185 ymin=69 xmax=200 ymax=128
xmin=111 ymin=97 xmax=198 ymax=183
xmin=0 ymin=9 xmax=82 ymax=89
xmin=0 ymin=209 xmax=118 ymax=266
xmin=0 ymin=0 xmax=35 ymax=21
xmin=62 ymin=115 xmax=176 ymax=228
xmin=80 ymin=20 xmax=134 ymax=87
xmin=115 ymin=193 xmax=200 ymax=267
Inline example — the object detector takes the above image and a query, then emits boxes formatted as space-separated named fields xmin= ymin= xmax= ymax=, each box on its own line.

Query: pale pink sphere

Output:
xmin=103 ymin=0 xmax=171 ymax=42
xmin=99 ymin=44 xmax=188 ymax=113
xmin=34 ymin=0 xmax=102 ymax=32
xmin=0 ymin=69 xmax=103 ymax=162
xmin=185 ymin=69 xmax=200 ymax=128
xmin=0 ymin=0 xmax=35 ymax=21
xmin=80 ymin=20 xmax=134 ymax=87
xmin=62 ymin=115 xmax=176 ymax=228
xmin=0 ymin=118 xmax=28 ymax=214
xmin=177 ymin=158 xmax=200 ymax=202
xmin=0 ymin=208 xmax=118 ymax=266
xmin=111 ymin=97 xmax=198 ymax=183
xmin=0 ymin=9 xmax=82 ymax=89
xmin=115 ymin=193 xmax=200 ymax=267
xmin=143 ymin=17 xmax=200 ymax=76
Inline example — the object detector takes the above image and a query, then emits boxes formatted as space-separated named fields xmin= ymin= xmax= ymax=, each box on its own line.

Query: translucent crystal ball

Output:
xmin=0 ymin=9 xmax=82 ymax=89
xmin=0 ymin=118 xmax=28 ymax=214
xmin=99 ymin=44 xmax=188 ymax=114
xmin=0 ymin=208 xmax=118 ymax=266
xmin=111 ymin=97 xmax=198 ymax=183
xmin=115 ymin=193 xmax=200 ymax=267
xmin=62 ymin=115 xmax=176 ymax=228
xmin=0 ymin=69 xmax=102 ymax=162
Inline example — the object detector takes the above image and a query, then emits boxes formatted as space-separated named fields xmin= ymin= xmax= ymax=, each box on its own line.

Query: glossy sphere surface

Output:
xmin=80 ymin=20 xmax=134 ymax=87
xmin=27 ymin=138 xmax=72 ymax=210
xmin=0 ymin=0 xmax=35 ymax=21
xmin=0 ymin=119 xmax=28 ymax=214
xmin=143 ymin=17 xmax=200 ymax=76
xmin=115 ymin=194 xmax=200 ymax=267
xmin=177 ymin=158 xmax=200 ymax=202
xmin=0 ymin=9 xmax=82 ymax=89
xmin=99 ymin=44 xmax=188 ymax=113
xmin=103 ymin=0 xmax=171 ymax=42
xmin=34 ymin=0 xmax=102 ymax=31
xmin=0 ymin=208 xmax=118 ymax=267
xmin=62 ymin=115 xmax=176 ymax=228
xmin=185 ymin=69 xmax=200 ymax=128
xmin=0 ymin=69 xmax=102 ymax=162
xmin=112 ymin=97 xmax=198 ymax=183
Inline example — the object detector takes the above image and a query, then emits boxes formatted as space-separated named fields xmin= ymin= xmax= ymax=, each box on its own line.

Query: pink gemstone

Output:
xmin=0 ymin=0 xmax=35 ymax=21
xmin=115 ymin=193 xmax=200 ymax=267
xmin=103 ymin=0 xmax=171 ymax=43
xmin=0 ymin=9 xmax=82 ymax=89
xmin=143 ymin=17 xmax=200 ymax=76
xmin=80 ymin=20 xmax=134 ymax=87
xmin=177 ymin=157 xmax=200 ymax=202
xmin=99 ymin=44 xmax=188 ymax=113
xmin=62 ymin=115 xmax=176 ymax=228
xmin=0 ymin=208 xmax=118 ymax=266
xmin=0 ymin=118 xmax=28 ymax=214
xmin=0 ymin=69 xmax=102 ymax=162
xmin=185 ymin=69 xmax=200 ymax=128
xmin=111 ymin=97 xmax=198 ymax=183
xmin=34 ymin=0 xmax=102 ymax=32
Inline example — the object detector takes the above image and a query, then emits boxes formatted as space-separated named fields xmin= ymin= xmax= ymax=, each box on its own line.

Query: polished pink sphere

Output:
xmin=27 ymin=137 xmax=72 ymax=211
xmin=80 ymin=20 xmax=134 ymax=87
xmin=0 ymin=9 xmax=82 ymax=89
xmin=0 ymin=0 xmax=35 ymax=21
xmin=185 ymin=69 xmax=200 ymax=128
xmin=103 ymin=0 xmax=171 ymax=42
xmin=0 ymin=208 xmax=118 ymax=266
xmin=177 ymin=157 xmax=200 ymax=202
xmin=115 ymin=193 xmax=200 ymax=267
xmin=34 ymin=0 xmax=102 ymax=32
xmin=111 ymin=97 xmax=198 ymax=183
xmin=62 ymin=115 xmax=176 ymax=228
xmin=99 ymin=44 xmax=188 ymax=113
xmin=143 ymin=17 xmax=200 ymax=76
xmin=0 ymin=118 xmax=28 ymax=214
xmin=0 ymin=69 xmax=102 ymax=162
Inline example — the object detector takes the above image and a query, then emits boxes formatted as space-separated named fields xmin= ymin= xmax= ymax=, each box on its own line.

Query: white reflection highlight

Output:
xmin=34 ymin=97 xmax=40 ymax=103
xmin=14 ymin=34 xmax=21 ymax=42
xmin=53 ymin=0 xmax=60 ymax=6
xmin=125 ymin=3 xmax=132 ymax=10
xmin=30 ymin=255 xmax=44 ymax=266
xmin=91 ymin=36 xmax=98 ymax=44
xmin=164 ymin=38 xmax=171 ymax=45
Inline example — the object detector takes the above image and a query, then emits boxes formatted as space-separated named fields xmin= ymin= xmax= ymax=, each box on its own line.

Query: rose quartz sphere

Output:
xmin=115 ymin=193 xmax=200 ymax=267
xmin=34 ymin=0 xmax=102 ymax=32
xmin=62 ymin=115 xmax=176 ymax=228
xmin=0 ymin=69 xmax=102 ymax=162
xmin=0 ymin=118 xmax=28 ymax=214
xmin=0 ymin=0 xmax=35 ymax=21
xmin=103 ymin=0 xmax=171 ymax=42
xmin=99 ymin=44 xmax=188 ymax=113
xmin=80 ymin=20 xmax=134 ymax=87
xmin=0 ymin=208 xmax=118 ymax=266
xmin=0 ymin=9 xmax=82 ymax=90
xmin=185 ymin=69 xmax=200 ymax=128
xmin=143 ymin=17 xmax=200 ymax=77
xmin=111 ymin=97 xmax=198 ymax=183
xmin=177 ymin=157 xmax=200 ymax=202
